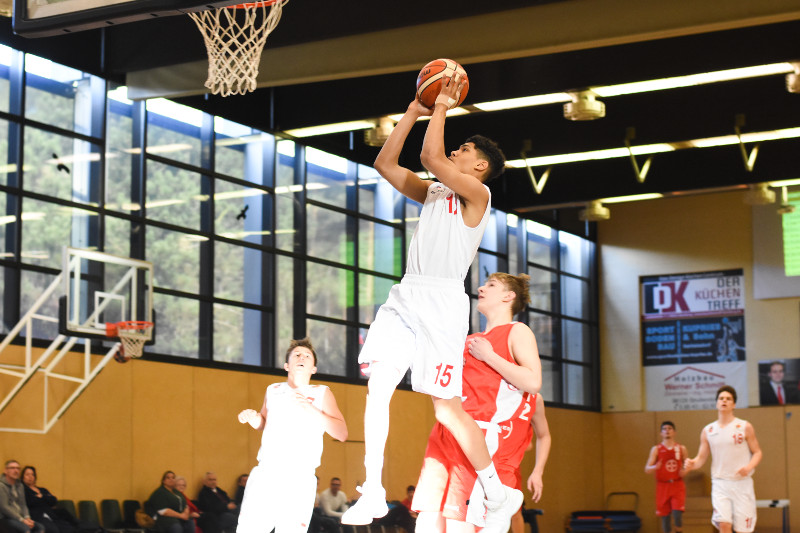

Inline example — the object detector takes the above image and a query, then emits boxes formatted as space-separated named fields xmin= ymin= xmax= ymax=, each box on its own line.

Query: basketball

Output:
xmin=114 ymin=348 xmax=131 ymax=363
xmin=416 ymin=58 xmax=469 ymax=109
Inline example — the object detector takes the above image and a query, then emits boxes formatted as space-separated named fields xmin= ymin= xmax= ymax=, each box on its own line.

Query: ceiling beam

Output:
xmin=126 ymin=0 xmax=800 ymax=100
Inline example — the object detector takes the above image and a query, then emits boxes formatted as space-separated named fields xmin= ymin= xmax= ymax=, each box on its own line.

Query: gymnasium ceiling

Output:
xmin=2 ymin=0 xmax=800 ymax=226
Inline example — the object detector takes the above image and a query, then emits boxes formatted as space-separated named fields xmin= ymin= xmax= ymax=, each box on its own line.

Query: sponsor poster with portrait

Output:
xmin=641 ymin=269 xmax=748 ymax=410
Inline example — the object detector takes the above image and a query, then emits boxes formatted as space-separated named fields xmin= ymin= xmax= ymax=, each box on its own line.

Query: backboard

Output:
xmin=60 ymin=247 xmax=153 ymax=341
xmin=12 ymin=0 xmax=242 ymax=37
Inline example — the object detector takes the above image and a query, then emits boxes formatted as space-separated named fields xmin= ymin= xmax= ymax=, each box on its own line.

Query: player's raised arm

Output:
xmin=420 ymin=74 xmax=490 ymax=211
xmin=373 ymin=99 xmax=433 ymax=204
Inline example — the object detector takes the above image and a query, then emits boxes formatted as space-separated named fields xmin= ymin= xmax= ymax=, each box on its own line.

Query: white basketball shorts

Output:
xmin=711 ymin=477 xmax=756 ymax=533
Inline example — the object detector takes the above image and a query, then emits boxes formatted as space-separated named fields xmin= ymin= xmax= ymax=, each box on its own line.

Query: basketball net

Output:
xmin=189 ymin=1 xmax=289 ymax=97
xmin=113 ymin=321 xmax=153 ymax=359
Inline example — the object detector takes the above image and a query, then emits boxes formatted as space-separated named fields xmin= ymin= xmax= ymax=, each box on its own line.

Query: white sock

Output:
xmin=476 ymin=463 xmax=505 ymax=503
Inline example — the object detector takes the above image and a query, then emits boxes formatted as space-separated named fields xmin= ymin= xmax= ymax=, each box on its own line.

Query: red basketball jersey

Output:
xmin=655 ymin=443 xmax=683 ymax=482
xmin=462 ymin=322 xmax=526 ymax=423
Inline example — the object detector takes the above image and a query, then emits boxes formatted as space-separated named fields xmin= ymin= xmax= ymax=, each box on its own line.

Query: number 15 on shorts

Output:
xmin=435 ymin=364 xmax=454 ymax=387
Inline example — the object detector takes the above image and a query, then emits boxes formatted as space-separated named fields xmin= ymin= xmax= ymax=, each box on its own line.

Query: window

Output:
xmin=0 ymin=46 xmax=600 ymax=409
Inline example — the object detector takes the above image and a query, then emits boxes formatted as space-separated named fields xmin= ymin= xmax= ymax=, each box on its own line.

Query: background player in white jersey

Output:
xmin=684 ymin=386 xmax=762 ymax=533
xmin=236 ymin=338 xmax=348 ymax=533
xmin=342 ymin=76 xmax=516 ymax=533
xmin=412 ymin=273 xmax=543 ymax=533
xmin=645 ymin=421 xmax=688 ymax=533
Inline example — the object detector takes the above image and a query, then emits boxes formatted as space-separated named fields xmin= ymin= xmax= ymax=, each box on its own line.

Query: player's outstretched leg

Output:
xmin=342 ymin=362 xmax=404 ymax=525
xmin=431 ymin=396 xmax=523 ymax=533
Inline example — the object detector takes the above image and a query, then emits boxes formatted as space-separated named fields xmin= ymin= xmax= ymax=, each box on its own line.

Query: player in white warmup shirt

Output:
xmin=236 ymin=338 xmax=348 ymax=533
xmin=684 ymin=386 xmax=762 ymax=533
xmin=341 ymin=74 xmax=522 ymax=533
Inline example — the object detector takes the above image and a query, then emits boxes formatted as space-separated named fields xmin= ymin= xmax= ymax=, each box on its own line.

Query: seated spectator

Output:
xmin=400 ymin=485 xmax=417 ymax=518
xmin=0 ymin=460 xmax=44 ymax=533
xmin=376 ymin=486 xmax=415 ymax=533
xmin=318 ymin=478 xmax=348 ymax=522
xmin=20 ymin=467 xmax=76 ymax=533
xmin=174 ymin=477 xmax=201 ymax=533
xmin=196 ymin=473 xmax=236 ymax=533
xmin=233 ymin=476 xmax=248 ymax=509
xmin=147 ymin=471 xmax=195 ymax=533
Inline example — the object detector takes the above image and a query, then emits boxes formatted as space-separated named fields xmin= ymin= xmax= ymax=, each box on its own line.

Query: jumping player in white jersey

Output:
xmin=411 ymin=272 xmax=544 ymax=533
xmin=341 ymin=75 xmax=520 ymax=533
xmin=236 ymin=338 xmax=348 ymax=533
xmin=684 ymin=386 xmax=762 ymax=533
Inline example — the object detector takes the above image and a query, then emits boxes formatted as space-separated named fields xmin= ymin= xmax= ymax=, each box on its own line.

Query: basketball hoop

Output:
xmin=106 ymin=321 xmax=154 ymax=359
xmin=188 ymin=0 xmax=289 ymax=97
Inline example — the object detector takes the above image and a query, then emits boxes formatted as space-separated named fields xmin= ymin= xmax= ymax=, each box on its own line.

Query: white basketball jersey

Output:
xmin=256 ymin=382 xmax=328 ymax=471
xmin=705 ymin=417 xmax=754 ymax=480
xmin=406 ymin=182 xmax=491 ymax=280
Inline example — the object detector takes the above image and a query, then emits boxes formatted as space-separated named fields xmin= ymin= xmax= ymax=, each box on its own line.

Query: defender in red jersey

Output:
xmin=645 ymin=421 xmax=689 ymax=533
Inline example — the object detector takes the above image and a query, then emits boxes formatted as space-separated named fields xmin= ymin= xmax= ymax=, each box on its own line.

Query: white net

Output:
xmin=117 ymin=321 xmax=153 ymax=359
xmin=189 ymin=1 xmax=289 ymax=97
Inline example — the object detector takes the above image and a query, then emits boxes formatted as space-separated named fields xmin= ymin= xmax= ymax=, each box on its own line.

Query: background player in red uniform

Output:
xmin=645 ymin=421 xmax=688 ymax=533
xmin=413 ymin=273 xmax=542 ymax=533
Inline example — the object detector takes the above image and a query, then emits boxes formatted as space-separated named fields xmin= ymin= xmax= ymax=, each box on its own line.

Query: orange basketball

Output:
xmin=416 ymin=58 xmax=469 ymax=109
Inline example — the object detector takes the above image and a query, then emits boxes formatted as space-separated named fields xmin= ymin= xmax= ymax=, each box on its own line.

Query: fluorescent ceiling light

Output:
xmin=285 ymin=120 xmax=377 ymax=137
xmin=768 ymin=178 xmax=800 ymax=188
xmin=509 ymin=126 xmax=800 ymax=168
xmin=594 ymin=63 xmax=795 ymax=97
xmin=508 ymin=143 xmax=675 ymax=167
xmin=473 ymin=93 xmax=571 ymax=111
xmin=602 ymin=193 xmax=664 ymax=204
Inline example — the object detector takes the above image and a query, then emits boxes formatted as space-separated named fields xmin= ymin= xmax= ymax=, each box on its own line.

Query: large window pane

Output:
xmin=215 ymin=242 xmax=267 ymax=306
xmin=306 ymin=147 xmax=350 ymax=206
xmin=275 ymin=140 xmax=297 ymax=252
xmin=146 ymin=99 xmax=203 ymax=166
xmin=215 ymin=119 xmax=275 ymax=184
xmin=275 ymin=254 xmax=295 ymax=363
xmin=527 ymin=220 xmax=555 ymax=267
xmin=479 ymin=210 xmax=507 ymax=254
xmin=560 ymin=230 xmax=593 ymax=277
xmin=104 ymin=215 xmax=130 ymax=258
xmin=564 ymin=363 xmax=591 ymax=406
xmin=146 ymin=226 xmax=200 ymax=294
xmin=0 ymin=118 xmax=10 ymax=186
xmin=0 ymin=191 xmax=13 ymax=259
xmin=358 ymin=164 xmax=403 ymax=222
xmin=358 ymin=273 xmax=393 ymax=324
xmin=540 ymin=358 xmax=561 ymax=404
xmin=307 ymin=262 xmax=353 ymax=320
xmin=149 ymin=293 xmax=198 ymax=358
xmin=146 ymin=161 xmax=205 ymax=230
xmin=528 ymin=266 xmax=556 ymax=312
xmin=215 ymin=178 xmax=271 ymax=244
xmin=0 ymin=45 xmax=12 ymax=113
xmin=561 ymin=274 xmax=590 ymax=319
xmin=214 ymin=303 xmax=266 ymax=365
xmin=307 ymin=205 xmax=353 ymax=265
xmin=25 ymin=54 xmax=93 ymax=134
xmin=105 ymin=88 xmax=135 ymax=212
xmin=530 ymin=311 xmax=556 ymax=357
xmin=21 ymin=199 xmax=97 ymax=269
xmin=24 ymin=126 xmax=100 ymax=204
xmin=20 ymin=270 xmax=59 ymax=339
xmin=359 ymin=219 xmax=402 ymax=276
xmin=562 ymin=318 xmax=591 ymax=362
xmin=307 ymin=319 xmax=347 ymax=377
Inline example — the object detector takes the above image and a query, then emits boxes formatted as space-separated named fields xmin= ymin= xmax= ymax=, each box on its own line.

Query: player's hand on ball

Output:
xmin=238 ymin=409 xmax=258 ymax=424
xmin=467 ymin=337 xmax=494 ymax=361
